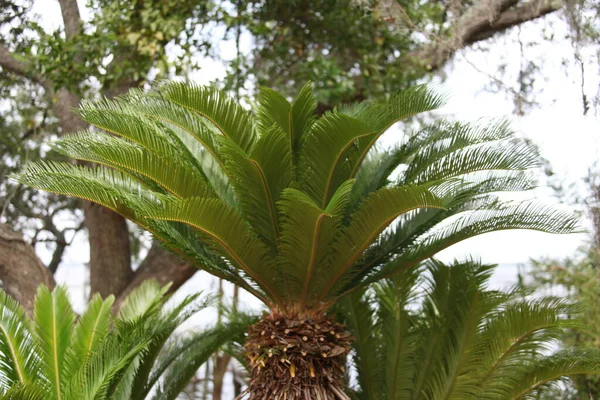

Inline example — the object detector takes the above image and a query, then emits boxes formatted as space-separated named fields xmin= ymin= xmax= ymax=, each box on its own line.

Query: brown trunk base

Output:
xmin=242 ymin=311 xmax=352 ymax=400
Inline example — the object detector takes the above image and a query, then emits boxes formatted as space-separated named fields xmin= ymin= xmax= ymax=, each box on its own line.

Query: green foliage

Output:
xmin=0 ymin=282 xmax=249 ymax=400
xmin=12 ymin=82 xmax=578 ymax=313
xmin=339 ymin=258 xmax=600 ymax=400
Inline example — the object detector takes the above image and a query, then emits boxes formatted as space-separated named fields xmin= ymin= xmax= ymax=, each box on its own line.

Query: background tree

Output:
xmin=522 ymin=168 xmax=600 ymax=399
xmin=0 ymin=0 xmax=592 ymax=313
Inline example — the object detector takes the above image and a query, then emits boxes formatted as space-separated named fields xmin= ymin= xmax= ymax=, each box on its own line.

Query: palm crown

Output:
xmin=0 ymin=282 xmax=248 ymax=400
xmin=13 ymin=82 xmax=577 ymax=314
xmin=340 ymin=259 xmax=600 ymax=400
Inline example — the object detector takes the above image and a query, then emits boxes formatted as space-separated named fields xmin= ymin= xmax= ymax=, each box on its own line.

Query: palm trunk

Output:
xmin=242 ymin=311 xmax=352 ymax=400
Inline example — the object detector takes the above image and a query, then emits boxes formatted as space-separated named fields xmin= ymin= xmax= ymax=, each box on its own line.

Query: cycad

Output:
xmin=340 ymin=258 xmax=600 ymax=400
xmin=0 ymin=281 xmax=248 ymax=400
xmin=12 ymin=82 xmax=578 ymax=399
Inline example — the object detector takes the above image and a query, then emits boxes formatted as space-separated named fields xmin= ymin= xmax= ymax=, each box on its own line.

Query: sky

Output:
xmin=31 ymin=0 xmax=600 ymax=315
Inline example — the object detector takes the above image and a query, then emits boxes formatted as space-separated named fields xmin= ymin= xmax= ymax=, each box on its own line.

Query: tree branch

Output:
xmin=404 ymin=0 xmax=562 ymax=70
xmin=0 ymin=224 xmax=55 ymax=314
xmin=0 ymin=45 xmax=50 ymax=89
xmin=466 ymin=0 xmax=561 ymax=44
xmin=57 ymin=0 xmax=82 ymax=39
xmin=113 ymin=242 xmax=197 ymax=310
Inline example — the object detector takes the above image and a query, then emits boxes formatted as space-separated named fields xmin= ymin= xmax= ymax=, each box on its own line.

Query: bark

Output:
xmin=0 ymin=224 xmax=55 ymax=313
xmin=84 ymin=203 xmax=133 ymax=298
xmin=212 ymin=354 xmax=231 ymax=400
xmin=113 ymin=243 xmax=197 ymax=309
xmin=357 ymin=0 xmax=562 ymax=72
xmin=243 ymin=312 xmax=353 ymax=400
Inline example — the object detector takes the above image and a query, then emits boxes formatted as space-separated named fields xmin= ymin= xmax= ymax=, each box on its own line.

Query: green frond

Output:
xmin=52 ymin=132 xmax=213 ymax=199
xmin=65 ymin=294 xmax=114 ymax=378
xmin=119 ymin=93 xmax=234 ymax=202
xmin=0 ymin=383 xmax=46 ymax=400
xmin=290 ymin=82 xmax=318 ymax=152
xmin=299 ymin=112 xmax=373 ymax=207
xmin=347 ymin=85 xmax=447 ymax=179
xmin=276 ymin=180 xmax=354 ymax=307
xmin=376 ymin=269 xmax=422 ymax=400
xmin=219 ymin=125 xmax=292 ymax=249
xmin=147 ymin=320 xmax=248 ymax=400
xmin=76 ymin=100 xmax=193 ymax=162
xmin=33 ymin=286 xmax=76 ymax=400
xmin=403 ymin=138 xmax=540 ymax=185
xmin=117 ymin=280 xmax=171 ymax=323
xmin=322 ymin=185 xmax=445 ymax=300
xmin=63 ymin=335 xmax=151 ymax=400
xmin=364 ymin=201 xmax=580 ymax=287
xmin=0 ymin=291 xmax=39 ymax=390
xmin=256 ymin=82 xmax=316 ymax=164
xmin=124 ymin=289 xmax=211 ymax=400
xmin=505 ymin=349 xmax=600 ymax=400
xmin=11 ymin=161 xmax=169 ymax=223
xmin=337 ymin=289 xmax=384 ymax=400
xmin=345 ymin=259 xmax=600 ymax=400
xmin=158 ymin=82 xmax=257 ymax=152
xmin=148 ymin=196 xmax=281 ymax=303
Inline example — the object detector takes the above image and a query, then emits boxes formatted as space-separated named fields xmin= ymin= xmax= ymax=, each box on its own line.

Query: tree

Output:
xmin=12 ymin=82 xmax=579 ymax=398
xmin=339 ymin=258 xmax=600 ymax=400
xmin=0 ymin=280 xmax=250 ymax=400
xmin=521 ymin=168 xmax=600 ymax=399
xmin=0 ymin=0 xmax=584 ymax=314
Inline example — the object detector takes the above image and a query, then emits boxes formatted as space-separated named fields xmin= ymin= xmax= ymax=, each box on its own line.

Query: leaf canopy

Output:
xmin=12 ymin=82 xmax=579 ymax=313
xmin=0 ymin=283 xmax=248 ymax=400
xmin=338 ymin=259 xmax=600 ymax=400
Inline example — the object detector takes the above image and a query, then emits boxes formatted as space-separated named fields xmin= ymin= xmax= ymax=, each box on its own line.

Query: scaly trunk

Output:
xmin=243 ymin=311 xmax=352 ymax=400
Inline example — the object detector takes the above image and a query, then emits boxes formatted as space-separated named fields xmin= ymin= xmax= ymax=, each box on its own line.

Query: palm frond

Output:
xmin=299 ymin=112 xmax=372 ymax=207
xmin=345 ymin=259 xmax=600 ymax=400
xmin=148 ymin=319 xmax=249 ymax=400
xmin=157 ymin=82 xmax=257 ymax=152
xmin=52 ymin=132 xmax=213 ymax=199
xmin=276 ymin=180 xmax=354 ymax=307
xmin=347 ymin=85 xmax=447 ymax=179
xmin=504 ymin=350 xmax=600 ymax=400
xmin=65 ymin=294 xmax=114 ymax=378
xmin=0 ymin=383 xmax=46 ymax=400
xmin=148 ymin=196 xmax=281 ymax=303
xmin=33 ymin=286 xmax=76 ymax=400
xmin=0 ymin=291 xmax=39 ymax=390
xmin=256 ymin=82 xmax=316 ymax=166
xmin=219 ymin=125 xmax=292 ymax=249
xmin=321 ymin=185 xmax=445 ymax=300
xmin=362 ymin=202 xmax=580 ymax=287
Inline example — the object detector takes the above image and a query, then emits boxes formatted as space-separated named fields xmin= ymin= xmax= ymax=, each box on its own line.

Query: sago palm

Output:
xmin=0 ymin=281 xmax=248 ymax=400
xmin=12 ymin=82 xmax=578 ymax=399
xmin=339 ymin=258 xmax=600 ymax=400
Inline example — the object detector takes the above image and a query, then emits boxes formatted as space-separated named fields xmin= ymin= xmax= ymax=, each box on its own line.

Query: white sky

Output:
xmin=30 ymin=1 xmax=599 ymax=313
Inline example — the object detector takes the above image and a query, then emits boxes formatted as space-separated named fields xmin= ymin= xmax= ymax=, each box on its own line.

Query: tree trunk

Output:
xmin=243 ymin=312 xmax=353 ymax=400
xmin=0 ymin=224 xmax=55 ymax=313
xmin=212 ymin=354 xmax=231 ymax=400
xmin=113 ymin=242 xmax=197 ymax=310
xmin=84 ymin=202 xmax=133 ymax=298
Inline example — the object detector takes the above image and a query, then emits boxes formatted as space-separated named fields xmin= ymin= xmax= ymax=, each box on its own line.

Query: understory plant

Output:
xmin=13 ymin=82 xmax=578 ymax=399
xmin=0 ymin=281 xmax=248 ymax=400
xmin=340 ymin=258 xmax=600 ymax=400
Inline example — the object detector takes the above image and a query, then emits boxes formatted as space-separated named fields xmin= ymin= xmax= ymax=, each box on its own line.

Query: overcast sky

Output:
xmin=29 ymin=1 xmax=600 ymax=314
